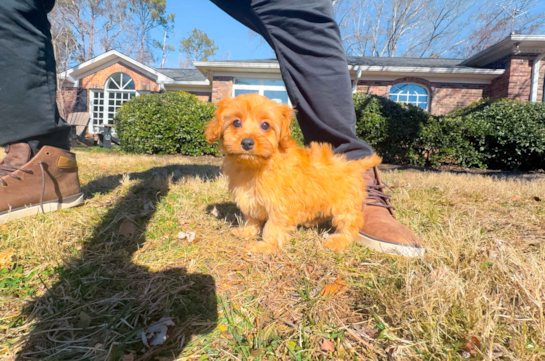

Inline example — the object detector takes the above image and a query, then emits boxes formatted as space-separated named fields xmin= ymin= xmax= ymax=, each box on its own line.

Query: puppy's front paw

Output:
xmin=245 ymin=241 xmax=279 ymax=254
xmin=323 ymin=234 xmax=351 ymax=252
xmin=231 ymin=226 xmax=259 ymax=239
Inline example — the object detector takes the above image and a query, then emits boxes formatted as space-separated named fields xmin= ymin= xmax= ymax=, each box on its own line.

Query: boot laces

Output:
xmin=0 ymin=163 xmax=46 ymax=214
xmin=365 ymin=175 xmax=395 ymax=210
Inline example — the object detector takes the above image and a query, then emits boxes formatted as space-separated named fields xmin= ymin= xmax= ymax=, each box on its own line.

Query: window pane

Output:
xmin=234 ymin=89 xmax=259 ymax=96
xmin=389 ymin=95 xmax=397 ymax=101
xmin=124 ymin=80 xmax=135 ymax=90
xmin=418 ymin=103 xmax=427 ymax=109
xmin=413 ymin=85 xmax=427 ymax=95
xmin=398 ymin=95 xmax=408 ymax=102
xmin=263 ymin=79 xmax=284 ymax=86
xmin=264 ymin=90 xmax=289 ymax=104
xmin=409 ymin=95 xmax=417 ymax=102
xmin=234 ymin=79 xmax=261 ymax=85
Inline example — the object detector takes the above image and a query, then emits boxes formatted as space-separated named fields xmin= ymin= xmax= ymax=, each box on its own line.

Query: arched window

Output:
xmin=389 ymin=83 xmax=429 ymax=110
xmin=90 ymin=72 xmax=137 ymax=133
xmin=106 ymin=72 xmax=135 ymax=90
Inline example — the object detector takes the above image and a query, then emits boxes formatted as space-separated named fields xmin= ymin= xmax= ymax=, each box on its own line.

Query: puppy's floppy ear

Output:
xmin=204 ymin=97 xmax=230 ymax=144
xmin=278 ymin=104 xmax=296 ymax=149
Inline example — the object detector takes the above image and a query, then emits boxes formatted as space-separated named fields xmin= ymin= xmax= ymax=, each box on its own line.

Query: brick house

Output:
xmin=59 ymin=34 xmax=545 ymax=134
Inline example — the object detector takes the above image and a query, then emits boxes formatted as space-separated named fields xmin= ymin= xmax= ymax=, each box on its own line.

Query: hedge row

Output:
xmin=354 ymin=94 xmax=545 ymax=170
xmin=115 ymin=91 xmax=545 ymax=170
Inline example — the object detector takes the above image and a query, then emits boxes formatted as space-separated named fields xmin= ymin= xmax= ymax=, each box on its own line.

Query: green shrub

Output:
xmin=452 ymin=99 xmax=545 ymax=170
xmin=115 ymin=92 xmax=217 ymax=156
xmin=353 ymin=94 xmax=545 ymax=170
xmin=353 ymin=93 xmax=431 ymax=165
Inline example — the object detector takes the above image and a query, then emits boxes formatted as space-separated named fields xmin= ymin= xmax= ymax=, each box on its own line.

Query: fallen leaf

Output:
xmin=0 ymin=224 xmax=7 ymax=231
xmin=287 ymin=341 xmax=297 ymax=350
xmin=509 ymin=195 xmax=523 ymax=201
xmin=138 ymin=317 xmax=174 ymax=347
xmin=121 ymin=354 xmax=135 ymax=361
xmin=77 ymin=311 xmax=92 ymax=329
xmin=0 ymin=249 xmax=15 ymax=267
xmin=118 ymin=221 xmax=136 ymax=237
xmin=360 ymin=325 xmax=380 ymax=339
xmin=464 ymin=335 xmax=481 ymax=356
xmin=177 ymin=231 xmax=196 ymax=242
xmin=532 ymin=196 xmax=541 ymax=202
xmin=319 ymin=277 xmax=348 ymax=298
xmin=321 ymin=339 xmax=335 ymax=352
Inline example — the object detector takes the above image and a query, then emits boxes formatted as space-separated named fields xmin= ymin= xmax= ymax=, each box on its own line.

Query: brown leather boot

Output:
xmin=0 ymin=145 xmax=83 ymax=224
xmin=1 ymin=143 xmax=32 ymax=166
xmin=358 ymin=167 xmax=425 ymax=257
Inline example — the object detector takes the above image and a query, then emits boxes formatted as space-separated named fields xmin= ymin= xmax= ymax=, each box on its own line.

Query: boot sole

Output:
xmin=357 ymin=232 xmax=425 ymax=258
xmin=0 ymin=193 xmax=84 ymax=224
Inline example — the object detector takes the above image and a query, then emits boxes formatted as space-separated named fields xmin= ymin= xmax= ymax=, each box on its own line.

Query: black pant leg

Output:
xmin=210 ymin=0 xmax=374 ymax=160
xmin=0 ymin=0 xmax=71 ymax=151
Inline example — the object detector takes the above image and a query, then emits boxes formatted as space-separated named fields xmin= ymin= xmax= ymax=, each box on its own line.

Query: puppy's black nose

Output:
xmin=241 ymin=138 xmax=255 ymax=151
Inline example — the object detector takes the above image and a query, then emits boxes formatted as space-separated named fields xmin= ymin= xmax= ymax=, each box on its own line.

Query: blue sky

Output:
xmin=161 ymin=0 xmax=275 ymax=68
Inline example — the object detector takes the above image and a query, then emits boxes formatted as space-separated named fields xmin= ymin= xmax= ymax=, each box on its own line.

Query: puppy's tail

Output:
xmin=356 ymin=153 xmax=382 ymax=171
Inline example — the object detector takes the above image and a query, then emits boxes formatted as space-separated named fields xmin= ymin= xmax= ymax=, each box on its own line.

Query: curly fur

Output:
xmin=205 ymin=93 xmax=381 ymax=253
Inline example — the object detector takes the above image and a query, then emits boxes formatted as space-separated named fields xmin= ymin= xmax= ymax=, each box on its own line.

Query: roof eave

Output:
xmin=462 ymin=34 xmax=545 ymax=67
xmin=59 ymin=50 xmax=174 ymax=83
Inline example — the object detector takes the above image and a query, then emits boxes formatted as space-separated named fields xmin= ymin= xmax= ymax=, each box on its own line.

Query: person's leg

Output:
xmin=0 ymin=0 xmax=71 ymax=154
xmin=0 ymin=0 xmax=83 ymax=224
xmin=210 ymin=0 xmax=424 ymax=257
xmin=210 ymin=0 xmax=373 ymax=161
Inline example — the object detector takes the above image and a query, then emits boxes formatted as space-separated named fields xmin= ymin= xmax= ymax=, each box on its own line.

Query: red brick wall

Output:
xmin=187 ymin=91 xmax=211 ymax=102
xmin=80 ymin=61 xmax=160 ymax=92
xmin=212 ymin=76 xmax=233 ymax=103
xmin=356 ymin=77 xmax=490 ymax=114
xmin=490 ymin=55 xmax=539 ymax=101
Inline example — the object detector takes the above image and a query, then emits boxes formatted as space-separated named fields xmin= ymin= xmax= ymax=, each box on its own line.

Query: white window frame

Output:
xmin=89 ymin=73 xmax=138 ymax=134
xmin=232 ymin=77 xmax=291 ymax=106
xmin=388 ymin=83 xmax=430 ymax=111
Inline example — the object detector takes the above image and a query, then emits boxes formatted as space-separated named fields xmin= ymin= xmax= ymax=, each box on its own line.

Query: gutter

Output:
xmin=352 ymin=67 xmax=362 ymax=93
xmin=530 ymin=53 xmax=545 ymax=102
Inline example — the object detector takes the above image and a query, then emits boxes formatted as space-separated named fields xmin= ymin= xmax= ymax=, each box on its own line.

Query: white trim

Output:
xmin=195 ymin=61 xmax=280 ymax=69
xmin=232 ymin=77 xmax=291 ymax=105
xmin=59 ymin=50 xmax=172 ymax=84
xmin=196 ymin=60 xmax=504 ymax=76
xmin=530 ymin=53 xmax=545 ymax=102
xmin=353 ymin=65 xmax=503 ymax=75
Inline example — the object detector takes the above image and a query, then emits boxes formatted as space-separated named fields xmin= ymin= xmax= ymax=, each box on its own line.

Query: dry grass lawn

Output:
xmin=1 ymin=147 xmax=544 ymax=360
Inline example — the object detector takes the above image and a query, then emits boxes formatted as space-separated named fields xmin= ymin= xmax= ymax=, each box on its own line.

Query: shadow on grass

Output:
xmin=206 ymin=202 xmax=335 ymax=235
xmin=16 ymin=165 xmax=220 ymax=360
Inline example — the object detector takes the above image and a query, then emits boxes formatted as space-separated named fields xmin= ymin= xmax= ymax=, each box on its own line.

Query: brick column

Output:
xmin=491 ymin=55 xmax=536 ymax=101
xmin=212 ymin=76 xmax=233 ymax=103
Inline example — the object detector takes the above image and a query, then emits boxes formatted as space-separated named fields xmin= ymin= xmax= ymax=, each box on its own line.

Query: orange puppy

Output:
xmin=205 ymin=93 xmax=381 ymax=254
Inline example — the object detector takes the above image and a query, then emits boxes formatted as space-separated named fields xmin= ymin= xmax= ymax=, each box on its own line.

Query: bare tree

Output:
xmin=460 ymin=0 xmax=545 ymax=58
xmin=153 ymin=28 xmax=176 ymax=68
xmin=100 ymin=0 xmax=128 ymax=53
xmin=336 ymin=0 xmax=544 ymax=59
xmin=54 ymin=0 xmax=108 ymax=62
xmin=127 ymin=0 xmax=175 ymax=64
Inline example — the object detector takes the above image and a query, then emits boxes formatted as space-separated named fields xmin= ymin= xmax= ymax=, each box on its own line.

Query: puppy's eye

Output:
xmin=261 ymin=122 xmax=270 ymax=131
xmin=233 ymin=120 xmax=242 ymax=128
